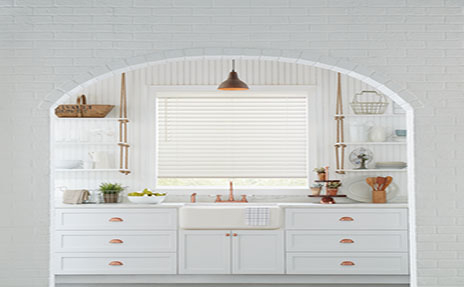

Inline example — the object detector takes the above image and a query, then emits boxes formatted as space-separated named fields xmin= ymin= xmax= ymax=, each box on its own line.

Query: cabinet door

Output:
xmin=232 ymin=230 xmax=284 ymax=274
xmin=179 ymin=230 xmax=231 ymax=274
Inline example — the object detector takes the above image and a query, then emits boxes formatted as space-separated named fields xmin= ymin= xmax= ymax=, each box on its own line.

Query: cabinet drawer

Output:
xmin=54 ymin=253 xmax=176 ymax=274
xmin=285 ymin=208 xmax=407 ymax=230
xmin=55 ymin=231 xmax=177 ymax=253
xmin=286 ymin=230 xmax=408 ymax=252
xmin=55 ymin=209 xmax=177 ymax=230
xmin=287 ymin=252 xmax=408 ymax=275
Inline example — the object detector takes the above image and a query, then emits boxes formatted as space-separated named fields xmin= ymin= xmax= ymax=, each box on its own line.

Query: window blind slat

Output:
xmin=157 ymin=96 xmax=308 ymax=178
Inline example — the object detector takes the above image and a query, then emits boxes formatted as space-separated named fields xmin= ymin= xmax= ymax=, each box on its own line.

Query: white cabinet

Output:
xmin=179 ymin=230 xmax=231 ymax=274
xmin=179 ymin=230 xmax=284 ymax=274
xmin=55 ymin=209 xmax=177 ymax=230
xmin=55 ymin=230 xmax=177 ymax=253
xmin=287 ymin=252 xmax=409 ymax=275
xmin=285 ymin=208 xmax=408 ymax=230
xmin=232 ymin=230 xmax=284 ymax=274
xmin=53 ymin=208 xmax=178 ymax=275
xmin=286 ymin=230 xmax=408 ymax=253
xmin=54 ymin=253 xmax=176 ymax=275
xmin=285 ymin=208 xmax=409 ymax=275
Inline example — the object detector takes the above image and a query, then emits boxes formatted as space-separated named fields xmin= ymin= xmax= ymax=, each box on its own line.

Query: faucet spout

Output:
xmin=229 ymin=181 xmax=234 ymax=201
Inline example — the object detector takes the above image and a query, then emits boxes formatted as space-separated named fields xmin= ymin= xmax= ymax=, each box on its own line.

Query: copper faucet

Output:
xmin=215 ymin=181 xmax=248 ymax=203
xmin=190 ymin=193 xmax=197 ymax=203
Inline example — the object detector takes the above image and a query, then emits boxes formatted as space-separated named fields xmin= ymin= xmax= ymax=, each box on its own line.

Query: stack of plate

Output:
xmin=375 ymin=161 xmax=407 ymax=169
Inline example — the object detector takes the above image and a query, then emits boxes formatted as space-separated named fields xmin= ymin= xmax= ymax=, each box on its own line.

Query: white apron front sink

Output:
xmin=179 ymin=205 xmax=282 ymax=230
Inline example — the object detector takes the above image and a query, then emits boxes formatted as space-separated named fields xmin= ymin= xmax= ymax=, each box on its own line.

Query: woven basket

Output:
xmin=350 ymin=91 xmax=389 ymax=115
xmin=55 ymin=95 xmax=114 ymax=118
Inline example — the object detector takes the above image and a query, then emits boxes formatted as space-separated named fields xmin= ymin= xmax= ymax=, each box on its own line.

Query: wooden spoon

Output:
xmin=376 ymin=177 xmax=386 ymax=191
xmin=366 ymin=177 xmax=376 ymax=191
xmin=382 ymin=176 xmax=393 ymax=191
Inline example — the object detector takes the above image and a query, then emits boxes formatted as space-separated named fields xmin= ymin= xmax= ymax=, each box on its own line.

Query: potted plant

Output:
xmin=313 ymin=167 xmax=326 ymax=180
xmin=326 ymin=182 xmax=342 ymax=196
xmin=99 ymin=182 xmax=124 ymax=203
xmin=310 ymin=183 xmax=323 ymax=196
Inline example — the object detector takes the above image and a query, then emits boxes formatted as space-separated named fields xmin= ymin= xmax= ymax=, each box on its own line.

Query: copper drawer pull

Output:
xmin=109 ymin=261 xmax=123 ymax=266
xmin=232 ymin=233 xmax=238 ymax=237
xmin=225 ymin=233 xmax=230 ymax=237
xmin=109 ymin=217 xmax=123 ymax=222
xmin=339 ymin=216 xmax=354 ymax=221
xmin=340 ymin=261 xmax=355 ymax=266
xmin=340 ymin=239 xmax=354 ymax=244
xmin=109 ymin=239 xmax=124 ymax=244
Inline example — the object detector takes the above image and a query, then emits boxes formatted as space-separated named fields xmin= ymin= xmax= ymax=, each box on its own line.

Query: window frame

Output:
xmin=147 ymin=85 xmax=318 ymax=194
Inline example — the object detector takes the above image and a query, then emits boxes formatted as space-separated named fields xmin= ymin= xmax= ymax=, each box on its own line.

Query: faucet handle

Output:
xmin=215 ymin=195 xmax=222 ymax=202
xmin=240 ymin=195 xmax=248 ymax=202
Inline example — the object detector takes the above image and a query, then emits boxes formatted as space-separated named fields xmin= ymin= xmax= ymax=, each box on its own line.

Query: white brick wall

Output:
xmin=1 ymin=1 xmax=463 ymax=286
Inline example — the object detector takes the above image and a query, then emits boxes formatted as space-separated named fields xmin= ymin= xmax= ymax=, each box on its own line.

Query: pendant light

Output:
xmin=217 ymin=59 xmax=249 ymax=90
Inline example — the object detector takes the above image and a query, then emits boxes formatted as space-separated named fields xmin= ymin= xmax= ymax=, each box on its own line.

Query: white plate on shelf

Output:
xmin=342 ymin=176 xmax=399 ymax=203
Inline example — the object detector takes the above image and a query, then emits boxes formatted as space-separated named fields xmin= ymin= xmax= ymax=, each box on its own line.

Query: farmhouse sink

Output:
xmin=179 ymin=205 xmax=282 ymax=230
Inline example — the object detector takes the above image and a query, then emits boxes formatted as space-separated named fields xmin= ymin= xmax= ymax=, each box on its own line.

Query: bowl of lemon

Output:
xmin=127 ymin=189 xmax=167 ymax=204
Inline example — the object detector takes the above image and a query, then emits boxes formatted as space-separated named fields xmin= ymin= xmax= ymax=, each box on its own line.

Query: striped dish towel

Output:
xmin=245 ymin=207 xmax=270 ymax=226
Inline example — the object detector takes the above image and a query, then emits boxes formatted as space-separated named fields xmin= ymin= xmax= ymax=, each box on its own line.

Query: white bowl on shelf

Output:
xmin=55 ymin=160 xmax=82 ymax=169
xmin=127 ymin=195 xmax=166 ymax=204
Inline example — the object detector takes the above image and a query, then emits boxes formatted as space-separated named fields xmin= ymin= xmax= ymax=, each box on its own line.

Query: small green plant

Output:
xmin=327 ymin=182 xmax=342 ymax=189
xmin=311 ymin=183 xmax=323 ymax=188
xmin=313 ymin=167 xmax=326 ymax=174
xmin=99 ymin=182 xmax=124 ymax=194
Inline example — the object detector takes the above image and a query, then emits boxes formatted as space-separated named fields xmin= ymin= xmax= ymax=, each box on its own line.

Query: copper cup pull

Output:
xmin=340 ymin=261 xmax=355 ymax=266
xmin=232 ymin=233 xmax=238 ymax=237
xmin=109 ymin=239 xmax=124 ymax=244
xmin=109 ymin=261 xmax=124 ymax=266
xmin=339 ymin=216 xmax=354 ymax=221
xmin=109 ymin=217 xmax=123 ymax=222
xmin=340 ymin=239 xmax=354 ymax=244
xmin=225 ymin=233 xmax=230 ymax=237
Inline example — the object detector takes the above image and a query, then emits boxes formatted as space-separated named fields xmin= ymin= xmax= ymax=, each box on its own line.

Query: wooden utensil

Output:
xmin=366 ymin=177 xmax=376 ymax=191
xmin=382 ymin=176 xmax=393 ymax=191
xmin=376 ymin=177 xmax=386 ymax=191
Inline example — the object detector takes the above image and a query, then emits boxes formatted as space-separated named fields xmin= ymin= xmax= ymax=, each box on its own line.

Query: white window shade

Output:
xmin=157 ymin=95 xmax=308 ymax=178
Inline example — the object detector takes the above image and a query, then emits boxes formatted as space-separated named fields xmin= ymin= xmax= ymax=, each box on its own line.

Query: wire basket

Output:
xmin=350 ymin=91 xmax=389 ymax=115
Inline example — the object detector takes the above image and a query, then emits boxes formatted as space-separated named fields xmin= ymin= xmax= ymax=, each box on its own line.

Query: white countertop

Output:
xmin=54 ymin=202 xmax=408 ymax=209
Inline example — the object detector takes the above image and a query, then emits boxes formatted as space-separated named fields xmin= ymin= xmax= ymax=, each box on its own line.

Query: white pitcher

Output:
xmin=349 ymin=121 xmax=368 ymax=142
xmin=368 ymin=126 xmax=388 ymax=142
xmin=88 ymin=151 xmax=112 ymax=169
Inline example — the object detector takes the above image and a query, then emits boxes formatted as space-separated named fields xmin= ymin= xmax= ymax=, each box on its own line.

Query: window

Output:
xmin=156 ymin=93 xmax=309 ymax=188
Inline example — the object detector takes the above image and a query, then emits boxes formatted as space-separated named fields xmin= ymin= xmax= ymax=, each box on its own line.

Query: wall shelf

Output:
xmin=53 ymin=117 xmax=123 ymax=121
xmin=55 ymin=169 xmax=128 ymax=172
xmin=54 ymin=142 xmax=117 ymax=145
xmin=335 ymin=142 xmax=406 ymax=145
xmin=335 ymin=114 xmax=406 ymax=118
xmin=337 ymin=169 xmax=407 ymax=173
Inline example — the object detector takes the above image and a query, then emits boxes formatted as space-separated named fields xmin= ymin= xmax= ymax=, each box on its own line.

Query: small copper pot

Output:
xmin=317 ymin=173 xmax=326 ymax=181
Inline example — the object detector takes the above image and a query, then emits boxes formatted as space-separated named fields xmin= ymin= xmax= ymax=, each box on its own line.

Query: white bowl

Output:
xmin=55 ymin=160 xmax=82 ymax=169
xmin=127 ymin=195 xmax=166 ymax=204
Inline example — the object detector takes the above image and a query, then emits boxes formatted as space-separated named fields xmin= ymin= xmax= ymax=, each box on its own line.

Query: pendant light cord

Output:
xmin=232 ymin=59 xmax=235 ymax=71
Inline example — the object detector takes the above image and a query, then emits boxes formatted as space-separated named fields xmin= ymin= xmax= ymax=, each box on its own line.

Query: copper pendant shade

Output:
xmin=217 ymin=60 xmax=249 ymax=91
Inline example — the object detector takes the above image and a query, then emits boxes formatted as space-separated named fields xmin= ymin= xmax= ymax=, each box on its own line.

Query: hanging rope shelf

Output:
xmin=119 ymin=73 xmax=130 ymax=175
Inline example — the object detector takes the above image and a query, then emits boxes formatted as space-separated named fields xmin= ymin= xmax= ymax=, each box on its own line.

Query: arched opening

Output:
xmin=49 ymin=52 xmax=416 ymax=287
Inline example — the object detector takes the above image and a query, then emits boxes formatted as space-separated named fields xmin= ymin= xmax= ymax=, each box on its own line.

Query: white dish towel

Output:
xmin=245 ymin=207 xmax=270 ymax=226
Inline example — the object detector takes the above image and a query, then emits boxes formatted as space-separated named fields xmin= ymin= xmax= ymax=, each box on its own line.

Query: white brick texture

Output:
xmin=1 ymin=1 xmax=463 ymax=287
